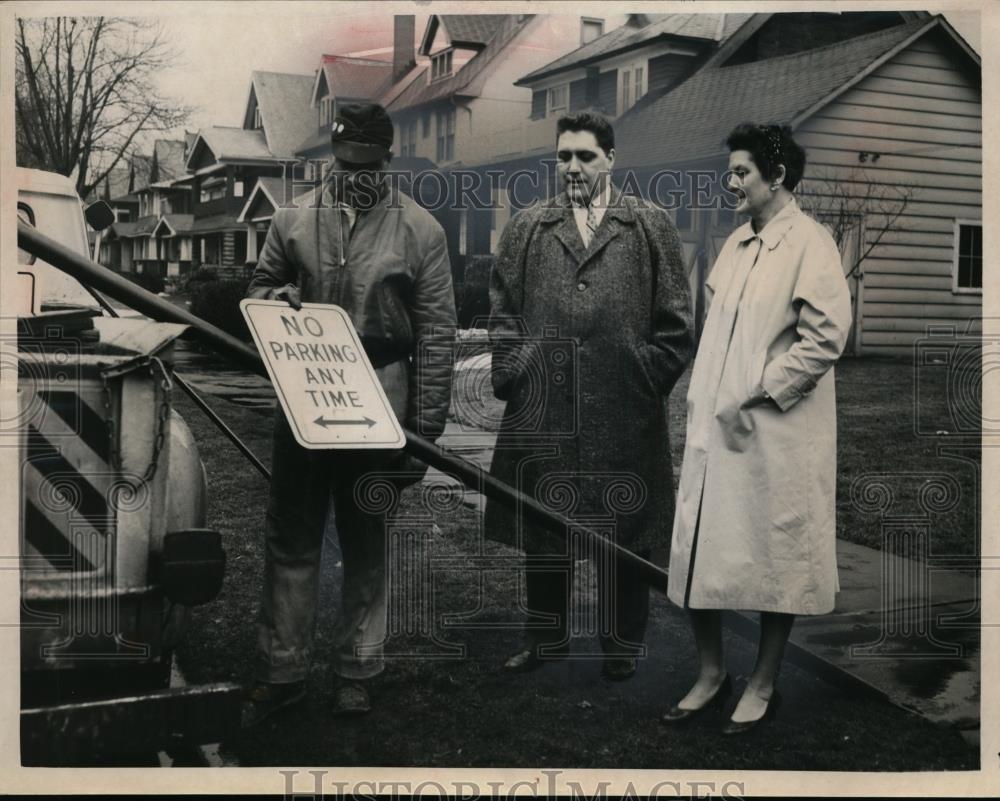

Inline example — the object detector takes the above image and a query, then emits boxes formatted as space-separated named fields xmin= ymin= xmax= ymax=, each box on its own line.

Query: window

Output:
xmin=199 ymin=178 xmax=226 ymax=203
xmin=634 ymin=67 xmax=644 ymax=101
xmin=253 ymin=106 xmax=262 ymax=129
xmin=581 ymin=17 xmax=604 ymax=44
xmin=954 ymin=221 xmax=982 ymax=292
xmin=233 ymin=180 xmax=244 ymax=198
xmin=422 ymin=112 xmax=431 ymax=137
xmin=548 ymin=84 xmax=567 ymax=114
xmin=622 ymin=71 xmax=631 ymax=112
xmin=320 ymin=96 xmax=336 ymax=127
xmin=431 ymin=49 xmax=453 ymax=81
xmin=401 ymin=120 xmax=418 ymax=157
xmin=436 ymin=108 xmax=455 ymax=162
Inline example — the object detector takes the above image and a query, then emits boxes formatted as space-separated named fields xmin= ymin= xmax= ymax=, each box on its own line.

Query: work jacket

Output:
xmin=247 ymin=188 xmax=456 ymax=440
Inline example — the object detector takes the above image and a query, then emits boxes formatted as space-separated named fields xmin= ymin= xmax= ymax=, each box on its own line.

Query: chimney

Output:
xmin=393 ymin=15 xmax=416 ymax=84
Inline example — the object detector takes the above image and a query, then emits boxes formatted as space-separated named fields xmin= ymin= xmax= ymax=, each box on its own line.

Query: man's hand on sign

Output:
xmin=271 ymin=284 xmax=302 ymax=310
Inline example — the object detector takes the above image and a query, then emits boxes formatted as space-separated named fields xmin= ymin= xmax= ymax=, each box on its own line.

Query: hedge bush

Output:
xmin=176 ymin=267 xmax=218 ymax=293
xmin=119 ymin=270 xmax=165 ymax=295
xmin=188 ymin=278 xmax=252 ymax=341
xmin=459 ymin=255 xmax=493 ymax=329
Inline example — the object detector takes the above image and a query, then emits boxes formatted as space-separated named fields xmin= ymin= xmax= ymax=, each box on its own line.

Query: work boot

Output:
xmin=601 ymin=656 xmax=637 ymax=682
xmin=332 ymin=680 xmax=371 ymax=716
xmin=241 ymin=680 xmax=306 ymax=728
xmin=502 ymin=642 xmax=569 ymax=673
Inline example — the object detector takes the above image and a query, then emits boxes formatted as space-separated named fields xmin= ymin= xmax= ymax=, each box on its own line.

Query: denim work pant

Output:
xmin=255 ymin=411 xmax=392 ymax=684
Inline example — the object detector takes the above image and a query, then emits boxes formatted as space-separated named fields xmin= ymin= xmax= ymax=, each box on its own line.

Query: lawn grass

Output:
xmin=450 ymin=351 xmax=981 ymax=557
xmin=170 ymin=347 xmax=978 ymax=771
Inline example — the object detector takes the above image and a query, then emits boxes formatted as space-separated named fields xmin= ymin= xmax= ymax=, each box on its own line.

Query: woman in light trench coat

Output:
xmin=662 ymin=124 xmax=852 ymax=735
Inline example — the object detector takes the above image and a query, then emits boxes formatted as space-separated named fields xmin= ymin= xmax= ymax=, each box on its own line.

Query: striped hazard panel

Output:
xmin=22 ymin=389 xmax=116 ymax=574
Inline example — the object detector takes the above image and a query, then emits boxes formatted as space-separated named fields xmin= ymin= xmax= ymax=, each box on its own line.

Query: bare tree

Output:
xmin=15 ymin=16 xmax=191 ymax=198
xmin=798 ymin=165 xmax=917 ymax=280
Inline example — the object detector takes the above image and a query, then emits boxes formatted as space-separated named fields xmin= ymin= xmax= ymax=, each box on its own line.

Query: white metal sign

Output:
xmin=240 ymin=299 xmax=406 ymax=449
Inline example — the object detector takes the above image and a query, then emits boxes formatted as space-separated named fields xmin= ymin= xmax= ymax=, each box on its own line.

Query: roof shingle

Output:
xmin=517 ymin=13 xmax=754 ymax=85
xmin=321 ymin=56 xmax=395 ymax=102
xmin=438 ymin=15 xmax=509 ymax=46
xmin=192 ymin=126 xmax=274 ymax=164
xmin=388 ymin=15 xmax=529 ymax=112
xmin=615 ymin=19 xmax=929 ymax=170
xmin=153 ymin=139 xmax=188 ymax=181
xmin=252 ymin=71 xmax=316 ymax=158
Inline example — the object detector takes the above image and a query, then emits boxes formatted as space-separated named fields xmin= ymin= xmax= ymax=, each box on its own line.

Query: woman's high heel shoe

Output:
xmin=660 ymin=674 xmax=733 ymax=726
xmin=721 ymin=689 xmax=782 ymax=736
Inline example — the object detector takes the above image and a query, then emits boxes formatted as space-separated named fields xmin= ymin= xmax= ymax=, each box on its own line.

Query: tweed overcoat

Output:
xmin=485 ymin=190 xmax=694 ymax=556
xmin=666 ymin=200 xmax=852 ymax=615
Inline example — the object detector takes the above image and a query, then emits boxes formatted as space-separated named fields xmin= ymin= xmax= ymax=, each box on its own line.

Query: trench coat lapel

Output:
xmin=542 ymin=190 xmax=635 ymax=270
xmin=548 ymin=207 xmax=586 ymax=266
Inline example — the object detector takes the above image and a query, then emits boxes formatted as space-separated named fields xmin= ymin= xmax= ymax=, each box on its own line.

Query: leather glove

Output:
xmin=270 ymin=284 xmax=302 ymax=310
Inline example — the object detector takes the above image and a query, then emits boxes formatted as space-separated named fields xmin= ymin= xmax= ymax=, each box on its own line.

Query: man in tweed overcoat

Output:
xmin=486 ymin=113 xmax=694 ymax=679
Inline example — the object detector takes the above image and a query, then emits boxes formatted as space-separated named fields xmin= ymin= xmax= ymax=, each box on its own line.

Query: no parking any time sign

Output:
xmin=240 ymin=299 xmax=406 ymax=449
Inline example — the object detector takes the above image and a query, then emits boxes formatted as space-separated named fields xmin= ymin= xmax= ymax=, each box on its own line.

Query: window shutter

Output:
xmin=598 ymin=69 xmax=618 ymax=115
xmin=530 ymin=90 xmax=546 ymax=120
xmin=569 ymin=78 xmax=588 ymax=111
xmin=648 ymin=54 xmax=690 ymax=96
xmin=585 ymin=67 xmax=601 ymax=107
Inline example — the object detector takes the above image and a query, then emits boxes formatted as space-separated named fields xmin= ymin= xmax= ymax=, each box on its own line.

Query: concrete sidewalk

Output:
xmin=427 ymin=420 xmax=981 ymax=744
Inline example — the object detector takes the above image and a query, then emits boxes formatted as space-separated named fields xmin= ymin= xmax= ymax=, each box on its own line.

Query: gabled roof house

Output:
xmin=607 ymin=12 xmax=979 ymax=355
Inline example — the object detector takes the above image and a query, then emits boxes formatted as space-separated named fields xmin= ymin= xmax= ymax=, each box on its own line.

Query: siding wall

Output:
xmin=795 ymin=28 xmax=981 ymax=356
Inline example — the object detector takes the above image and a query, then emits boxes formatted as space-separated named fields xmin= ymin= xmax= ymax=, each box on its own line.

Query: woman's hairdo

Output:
xmin=726 ymin=123 xmax=806 ymax=191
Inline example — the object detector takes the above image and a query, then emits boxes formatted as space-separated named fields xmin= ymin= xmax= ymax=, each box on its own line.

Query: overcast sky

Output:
xmin=147 ymin=8 xmax=980 ymax=146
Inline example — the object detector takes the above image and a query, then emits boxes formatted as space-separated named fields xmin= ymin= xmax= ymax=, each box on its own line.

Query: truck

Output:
xmin=13 ymin=167 xmax=239 ymax=765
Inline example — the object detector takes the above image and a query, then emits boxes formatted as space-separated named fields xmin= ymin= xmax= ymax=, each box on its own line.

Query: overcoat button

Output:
xmin=577 ymin=281 xmax=587 ymax=291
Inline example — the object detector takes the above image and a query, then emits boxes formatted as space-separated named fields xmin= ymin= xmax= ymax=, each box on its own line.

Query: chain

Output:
xmin=102 ymin=356 xmax=173 ymax=483
xmin=143 ymin=357 xmax=172 ymax=483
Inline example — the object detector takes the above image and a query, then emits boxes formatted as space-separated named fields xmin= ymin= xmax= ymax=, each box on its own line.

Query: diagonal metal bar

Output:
xmin=18 ymin=222 xmax=671 ymax=592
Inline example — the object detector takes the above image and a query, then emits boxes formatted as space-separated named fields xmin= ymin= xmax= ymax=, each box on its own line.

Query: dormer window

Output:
xmin=431 ymin=49 xmax=453 ymax=81
xmin=581 ymin=17 xmax=604 ymax=44
xmin=253 ymin=106 xmax=262 ymax=129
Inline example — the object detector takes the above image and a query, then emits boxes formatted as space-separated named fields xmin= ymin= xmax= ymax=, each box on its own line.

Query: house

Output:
xmin=243 ymin=18 xmax=427 ymax=234
xmin=137 ymin=139 xmax=194 ymax=277
xmin=91 ymin=166 xmax=137 ymax=223
xmin=611 ymin=12 xmax=980 ymax=355
xmin=383 ymin=12 xmax=632 ymax=286
xmin=449 ymin=12 xmax=756 ymax=272
xmin=102 ymin=143 xmax=185 ymax=275
xmin=515 ymin=13 xmax=753 ymax=125
xmin=294 ymin=55 xmax=397 ymax=162
xmin=184 ymin=70 xmax=314 ymax=273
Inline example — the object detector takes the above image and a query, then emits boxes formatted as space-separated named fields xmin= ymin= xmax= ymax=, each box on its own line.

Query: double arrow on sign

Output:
xmin=314 ymin=415 xmax=377 ymax=429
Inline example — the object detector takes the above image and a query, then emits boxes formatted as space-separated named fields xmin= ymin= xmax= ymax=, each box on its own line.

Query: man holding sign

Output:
xmin=242 ymin=103 xmax=456 ymax=724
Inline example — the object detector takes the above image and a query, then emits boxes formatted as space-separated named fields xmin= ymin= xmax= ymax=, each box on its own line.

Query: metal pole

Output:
xmin=18 ymin=222 xmax=671 ymax=592
xmin=171 ymin=374 xmax=272 ymax=480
